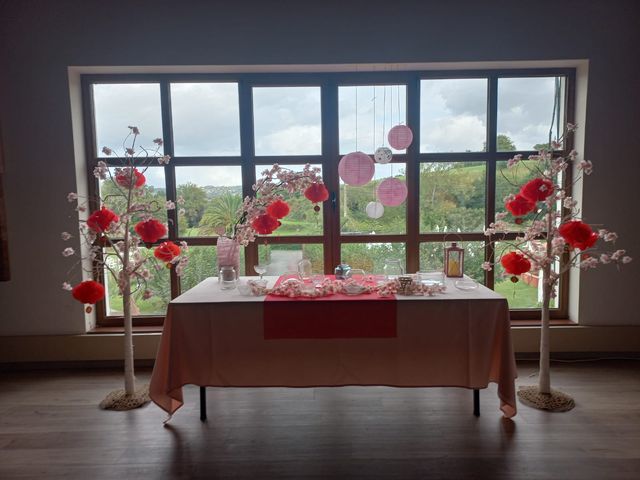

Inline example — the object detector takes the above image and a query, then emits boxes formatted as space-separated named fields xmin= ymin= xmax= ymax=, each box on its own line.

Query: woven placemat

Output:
xmin=99 ymin=384 xmax=150 ymax=411
xmin=517 ymin=385 xmax=575 ymax=412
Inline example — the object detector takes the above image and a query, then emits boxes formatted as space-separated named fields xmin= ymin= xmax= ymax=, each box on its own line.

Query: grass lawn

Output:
xmin=494 ymin=278 xmax=540 ymax=309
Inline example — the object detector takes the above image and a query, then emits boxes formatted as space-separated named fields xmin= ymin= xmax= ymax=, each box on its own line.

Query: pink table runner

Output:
xmin=150 ymin=276 xmax=517 ymax=418
xmin=264 ymin=275 xmax=396 ymax=339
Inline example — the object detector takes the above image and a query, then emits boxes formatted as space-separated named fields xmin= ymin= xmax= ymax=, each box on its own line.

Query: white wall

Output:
xmin=0 ymin=0 xmax=638 ymax=335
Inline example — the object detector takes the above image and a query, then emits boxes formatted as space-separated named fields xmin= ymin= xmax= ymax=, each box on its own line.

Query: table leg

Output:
xmin=200 ymin=386 xmax=207 ymax=422
xmin=473 ymin=389 xmax=480 ymax=417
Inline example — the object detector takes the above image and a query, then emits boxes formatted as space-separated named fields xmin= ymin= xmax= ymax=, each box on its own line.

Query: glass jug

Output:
xmin=219 ymin=266 xmax=238 ymax=290
xmin=383 ymin=259 xmax=404 ymax=280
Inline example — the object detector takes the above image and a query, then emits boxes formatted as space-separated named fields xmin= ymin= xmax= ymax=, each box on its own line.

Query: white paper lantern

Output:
xmin=374 ymin=146 xmax=393 ymax=164
xmin=365 ymin=201 xmax=384 ymax=219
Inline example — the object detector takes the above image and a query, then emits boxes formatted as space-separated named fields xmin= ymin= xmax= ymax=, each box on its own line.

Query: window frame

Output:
xmin=81 ymin=67 xmax=575 ymax=327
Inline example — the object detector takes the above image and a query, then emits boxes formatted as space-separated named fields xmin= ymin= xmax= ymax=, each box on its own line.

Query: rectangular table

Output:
xmin=150 ymin=276 xmax=517 ymax=419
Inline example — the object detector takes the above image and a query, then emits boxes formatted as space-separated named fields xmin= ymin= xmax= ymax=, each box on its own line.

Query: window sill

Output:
xmin=88 ymin=318 xmax=578 ymax=335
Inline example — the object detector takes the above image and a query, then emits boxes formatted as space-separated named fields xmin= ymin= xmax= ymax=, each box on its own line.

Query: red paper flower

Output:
xmin=266 ymin=199 xmax=290 ymax=219
xmin=520 ymin=178 xmax=554 ymax=202
xmin=71 ymin=280 xmax=105 ymax=304
xmin=505 ymin=194 xmax=536 ymax=217
xmin=251 ymin=214 xmax=280 ymax=235
xmin=500 ymin=252 xmax=532 ymax=275
xmin=304 ymin=183 xmax=329 ymax=203
xmin=559 ymin=220 xmax=598 ymax=250
xmin=135 ymin=218 xmax=167 ymax=244
xmin=87 ymin=207 xmax=119 ymax=233
xmin=154 ymin=241 xmax=181 ymax=263
xmin=115 ymin=168 xmax=146 ymax=189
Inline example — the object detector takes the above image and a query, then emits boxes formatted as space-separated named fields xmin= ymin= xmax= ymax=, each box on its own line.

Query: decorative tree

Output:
xmin=63 ymin=127 xmax=188 ymax=410
xmin=484 ymin=123 xmax=632 ymax=411
xmin=213 ymin=164 xmax=329 ymax=270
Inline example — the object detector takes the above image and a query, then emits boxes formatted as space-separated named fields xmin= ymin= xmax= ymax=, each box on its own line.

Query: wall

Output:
xmin=0 ymin=0 xmax=638 ymax=336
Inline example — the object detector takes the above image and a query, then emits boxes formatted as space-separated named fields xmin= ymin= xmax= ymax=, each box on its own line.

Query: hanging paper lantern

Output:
xmin=559 ymin=220 xmax=598 ymax=251
xmin=266 ymin=199 xmax=290 ymax=219
xmin=374 ymin=146 xmax=393 ymax=164
xmin=365 ymin=201 xmax=384 ymax=219
xmin=500 ymin=251 xmax=531 ymax=276
xmin=520 ymin=178 xmax=555 ymax=202
xmin=87 ymin=207 xmax=119 ymax=233
xmin=304 ymin=183 xmax=329 ymax=203
xmin=387 ymin=125 xmax=413 ymax=150
xmin=377 ymin=178 xmax=408 ymax=207
xmin=154 ymin=241 xmax=181 ymax=263
xmin=338 ymin=151 xmax=375 ymax=186
xmin=135 ymin=218 xmax=167 ymax=245
xmin=71 ymin=280 xmax=105 ymax=305
xmin=115 ymin=167 xmax=146 ymax=189
xmin=505 ymin=194 xmax=536 ymax=217
xmin=251 ymin=214 xmax=280 ymax=235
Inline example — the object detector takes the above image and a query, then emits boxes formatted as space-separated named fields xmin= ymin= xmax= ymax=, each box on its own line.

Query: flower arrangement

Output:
xmin=483 ymin=123 xmax=631 ymax=411
xmin=247 ymin=276 xmax=446 ymax=298
xmin=222 ymin=164 xmax=328 ymax=246
xmin=62 ymin=126 xmax=188 ymax=410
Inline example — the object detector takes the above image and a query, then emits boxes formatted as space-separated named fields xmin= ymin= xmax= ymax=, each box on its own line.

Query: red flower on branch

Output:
xmin=87 ymin=207 xmax=119 ymax=233
xmin=154 ymin=241 xmax=181 ymax=263
xmin=266 ymin=199 xmax=290 ymax=219
xmin=559 ymin=220 xmax=598 ymax=250
xmin=520 ymin=178 xmax=555 ymax=202
xmin=505 ymin=194 xmax=536 ymax=217
xmin=304 ymin=183 xmax=329 ymax=203
xmin=115 ymin=168 xmax=146 ymax=189
xmin=71 ymin=280 xmax=105 ymax=304
xmin=500 ymin=251 xmax=532 ymax=275
xmin=251 ymin=214 xmax=280 ymax=235
xmin=135 ymin=218 xmax=167 ymax=245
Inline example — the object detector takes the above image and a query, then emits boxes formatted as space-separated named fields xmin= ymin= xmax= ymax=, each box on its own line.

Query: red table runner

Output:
xmin=264 ymin=275 xmax=396 ymax=339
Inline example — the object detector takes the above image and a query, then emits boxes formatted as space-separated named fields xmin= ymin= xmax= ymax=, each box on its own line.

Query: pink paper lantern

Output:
xmin=338 ymin=151 xmax=375 ymax=186
xmin=387 ymin=125 xmax=413 ymax=150
xmin=377 ymin=178 xmax=408 ymax=207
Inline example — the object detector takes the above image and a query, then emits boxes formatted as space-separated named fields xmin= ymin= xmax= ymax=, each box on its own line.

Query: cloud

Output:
xmin=93 ymin=84 xmax=164 ymax=155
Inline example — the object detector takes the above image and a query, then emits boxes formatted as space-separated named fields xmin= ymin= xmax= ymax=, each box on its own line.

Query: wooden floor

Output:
xmin=1 ymin=360 xmax=639 ymax=479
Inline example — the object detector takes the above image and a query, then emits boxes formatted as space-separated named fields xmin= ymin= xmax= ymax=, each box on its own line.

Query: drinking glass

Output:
xmin=219 ymin=266 xmax=238 ymax=290
xmin=383 ymin=259 xmax=404 ymax=280
xmin=254 ymin=263 xmax=269 ymax=280
xmin=297 ymin=258 xmax=313 ymax=282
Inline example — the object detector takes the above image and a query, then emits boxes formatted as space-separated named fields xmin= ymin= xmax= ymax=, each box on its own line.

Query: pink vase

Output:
xmin=216 ymin=236 xmax=240 ymax=274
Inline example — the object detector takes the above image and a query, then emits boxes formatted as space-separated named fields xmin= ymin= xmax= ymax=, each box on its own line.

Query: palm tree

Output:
xmin=199 ymin=193 xmax=242 ymax=235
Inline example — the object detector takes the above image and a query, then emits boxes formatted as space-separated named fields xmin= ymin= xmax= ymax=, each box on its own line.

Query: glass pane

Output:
xmin=179 ymin=245 xmax=246 ymax=293
xmin=497 ymin=77 xmax=566 ymax=152
xmin=253 ymin=87 xmax=321 ymax=156
xmin=420 ymin=162 xmax=485 ymax=233
xmin=175 ymin=166 xmax=243 ymax=237
xmin=420 ymin=79 xmax=487 ymax=153
xmin=254 ymin=164 xmax=323 ymax=236
xmin=341 ymin=243 xmax=406 ymax=274
xmin=494 ymin=241 xmax=558 ymax=309
xmin=104 ymin=247 xmax=170 ymax=316
xmin=99 ymin=166 xmax=168 ymax=235
xmin=93 ymin=84 xmax=163 ymax=157
xmin=170 ymin=83 xmax=241 ymax=156
xmin=341 ymin=163 xmax=407 ymax=235
xmin=258 ymin=244 xmax=323 ymax=276
xmin=495 ymin=160 xmax=547 ymax=231
xmin=419 ymin=242 xmax=485 ymax=284
xmin=339 ymin=85 xmax=407 ymax=155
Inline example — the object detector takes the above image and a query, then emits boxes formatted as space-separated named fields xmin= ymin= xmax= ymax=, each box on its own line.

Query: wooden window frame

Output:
xmin=81 ymin=68 xmax=575 ymax=327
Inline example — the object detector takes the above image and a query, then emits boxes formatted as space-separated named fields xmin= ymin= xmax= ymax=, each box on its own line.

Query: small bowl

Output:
xmin=237 ymin=282 xmax=253 ymax=296
xmin=344 ymin=283 xmax=366 ymax=295
xmin=454 ymin=279 xmax=479 ymax=291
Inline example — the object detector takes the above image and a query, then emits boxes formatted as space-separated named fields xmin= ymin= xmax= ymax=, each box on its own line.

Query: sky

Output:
xmin=92 ymin=76 xmax=561 ymax=188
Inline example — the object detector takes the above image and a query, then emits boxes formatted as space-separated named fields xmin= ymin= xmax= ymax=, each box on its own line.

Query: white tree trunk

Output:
xmin=122 ymin=273 xmax=136 ymax=395
xmin=538 ymin=265 xmax=551 ymax=394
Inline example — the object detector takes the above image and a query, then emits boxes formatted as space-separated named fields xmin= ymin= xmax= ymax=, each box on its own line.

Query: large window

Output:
xmin=83 ymin=68 xmax=574 ymax=326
